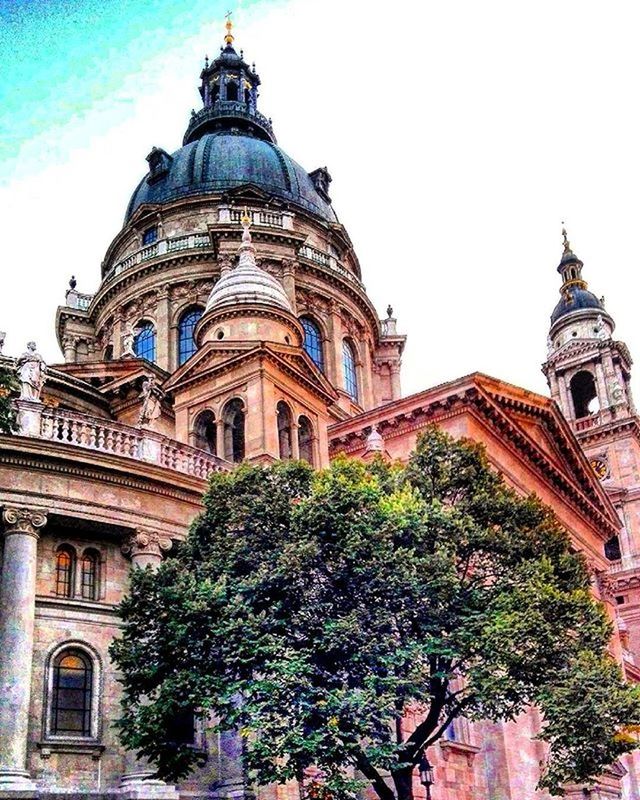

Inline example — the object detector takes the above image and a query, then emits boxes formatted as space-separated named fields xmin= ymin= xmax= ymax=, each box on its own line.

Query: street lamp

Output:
xmin=418 ymin=752 xmax=435 ymax=800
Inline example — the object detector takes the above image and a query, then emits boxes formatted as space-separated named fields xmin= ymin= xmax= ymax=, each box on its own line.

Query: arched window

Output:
xmin=178 ymin=307 xmax=204 ymax=366
xmin=570 ymin=370 xmax=599 ymax=418
xmin=605 ymin=535 xmax=622 ymax=562
xmin=81 ymin=550 xmax=99 ymax=600
xmin=223 ymin=399 xmax=245 ymax=463
xmin=51 ymin=649 xmax=93 ymax=737
xmin=55 ymin=546 xmax=75 ymax=598
xmin=134 ymin=321 xmax=156 ymax=363
xmin=301 ymin=317 xmax=324 ymax=372
xmin=194 ymin=410 xmax=217 ymax=454
xmin=277 ymin=401 xmax=293 ymax=460
xmin=342 ymin=340 xmax=358 ymax=402
xmin=298 ymin=415 xmax=314 ymax=466
xmin=226 ymin=81 xmax=238 ymax=102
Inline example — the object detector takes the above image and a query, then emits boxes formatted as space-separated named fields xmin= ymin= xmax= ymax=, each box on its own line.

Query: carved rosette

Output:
xmin=2 ymin=507 xmax=48 ymax=539
xmin=121 ymin=529 xmax=173 ymax=563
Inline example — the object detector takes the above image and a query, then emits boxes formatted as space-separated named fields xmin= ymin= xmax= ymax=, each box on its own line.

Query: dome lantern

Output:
xmin=183 ymin=14 xmax=275 ymax=145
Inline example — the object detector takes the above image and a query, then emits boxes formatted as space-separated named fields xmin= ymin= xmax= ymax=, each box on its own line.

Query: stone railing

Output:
xmin=574 ymin=413 xmax=602 ymax=432
xmin=609 ymin=553 xmax=640 ymax=574
xmin=298 ymin=244 xmax=365 ymax=290
xmin=103 ymin=233 xmax=213 ymax=284
xmin=217 ymin=206 xmax=294 ymax=230
xmin=37 ymin=407 xmax=228 ymax=479
xmin=65 ymin=290 xmax=94 ymax=311
xmin=183 ymin=102 xmax=275 ymax=145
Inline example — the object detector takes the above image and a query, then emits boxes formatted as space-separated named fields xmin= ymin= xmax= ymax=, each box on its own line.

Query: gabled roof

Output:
xmin=329 ymin=372 xmax=620 ymax=540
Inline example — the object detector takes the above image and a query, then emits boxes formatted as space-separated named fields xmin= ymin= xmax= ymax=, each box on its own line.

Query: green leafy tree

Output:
xmin=0 ymin=364 xmax=18 ymax=434
xmin=111 ymin=427 xmax=640 ymax=799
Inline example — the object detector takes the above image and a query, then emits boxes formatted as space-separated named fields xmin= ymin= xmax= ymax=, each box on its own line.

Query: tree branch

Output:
xmin=354 ymin=751 xmax=396 ymax=800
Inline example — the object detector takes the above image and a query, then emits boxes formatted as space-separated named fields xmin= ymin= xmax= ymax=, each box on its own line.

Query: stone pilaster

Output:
xmin=119 ymin=529 xmax=177 ymax=798
xmin=0 ymin=506 xmax=48 ymax=795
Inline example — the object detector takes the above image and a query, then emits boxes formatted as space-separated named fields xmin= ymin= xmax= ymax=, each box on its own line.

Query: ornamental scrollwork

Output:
xmin=2 ymin=507 xmax=48 ymax=537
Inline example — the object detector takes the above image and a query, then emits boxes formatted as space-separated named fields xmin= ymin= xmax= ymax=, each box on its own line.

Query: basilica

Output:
xmin=2 ymin=18 xmax=640 ymax=800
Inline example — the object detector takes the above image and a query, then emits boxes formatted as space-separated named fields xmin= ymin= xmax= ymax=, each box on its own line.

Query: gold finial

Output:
xmin=561 ymin=221 xmax=571 ymax=253
xmin=224 ymin=11 xmax=234 ymax=45
xmin=241 ymin=206 xmax=251 ymax=225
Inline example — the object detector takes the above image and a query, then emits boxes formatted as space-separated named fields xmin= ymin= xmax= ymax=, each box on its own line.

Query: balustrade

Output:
xmin=103 ymin=232 xmax=213 ymax=284
xmin=38 ymin=407 xmax=227 ymax=478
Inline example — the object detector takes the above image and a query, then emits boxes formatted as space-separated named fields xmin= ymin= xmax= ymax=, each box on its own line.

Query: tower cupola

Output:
xmin=183 ymin=15 xmax=275 ymax=145
xmin=550 ymin=226 xmax=608 ymax=326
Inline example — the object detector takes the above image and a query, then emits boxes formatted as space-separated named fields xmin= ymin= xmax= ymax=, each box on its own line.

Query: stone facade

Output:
xmin=1 ymin=22 xmax=639 ymax=800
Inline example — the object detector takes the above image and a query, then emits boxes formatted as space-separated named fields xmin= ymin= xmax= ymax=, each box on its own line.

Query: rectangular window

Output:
xmin=142 ymin=226 xmax=158 ymax=245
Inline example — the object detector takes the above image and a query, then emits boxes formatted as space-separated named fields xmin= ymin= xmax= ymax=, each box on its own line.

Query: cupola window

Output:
xmin=342 ymin=340 xmax=359 ymax=402
xmin=277 ymin=401 xmax=293 ymax=460
xmin=193 ymin=410 xmax=217 ymax=454
xmin=178 ymin=307 xmax=204 ymax=366
xmin=226 ymin=81 xmax=238 ymax=102
xmin=142 ymin=226 xmax=158 ymax=245
xmin=298 ymin=415 xmax=314 ymax=465
xmin=134 ymin=321 xmax=156 ymax=363
xmin=223 ymin=399 xmax=245 ymax=462
xmin=301 ymin=317 xmax=324 ymax=372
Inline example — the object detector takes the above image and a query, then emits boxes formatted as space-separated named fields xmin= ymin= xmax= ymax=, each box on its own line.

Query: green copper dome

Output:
xmin=125 ymin=132 xmax=337 ymax=223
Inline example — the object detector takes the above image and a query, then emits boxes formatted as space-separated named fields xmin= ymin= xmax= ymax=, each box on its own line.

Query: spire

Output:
xmin=557 ymin=223 xmax=586 ymax=288
xmin=224 ymin=11 xmax=234 ymax=45
xmin=238 ymin=208 xmax=258 ymax=269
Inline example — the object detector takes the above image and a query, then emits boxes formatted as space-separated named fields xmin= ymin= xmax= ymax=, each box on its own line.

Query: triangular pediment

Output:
xmin=52 ymin=358 xmax=168 ymax=393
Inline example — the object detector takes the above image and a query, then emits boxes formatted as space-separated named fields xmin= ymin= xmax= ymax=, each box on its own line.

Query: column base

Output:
xmin=119 ymin=773 xmax=179 ymax=800
xmin=0 ymin=769 xmax=38 ymax=798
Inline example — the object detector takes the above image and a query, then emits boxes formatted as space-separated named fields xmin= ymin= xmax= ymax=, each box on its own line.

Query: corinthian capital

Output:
xmin=121 ymin=528 xmax=173 ymax=562
xmin=2 ymin=507 xmax=48 ymax=538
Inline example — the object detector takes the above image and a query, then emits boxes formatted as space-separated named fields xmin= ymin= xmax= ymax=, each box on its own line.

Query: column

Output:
xmin=0 ymin=506 xmax=48 ymax=794
xmin=390 ymin=362 xmax=402 ymax=401
xmin=119 ymin=530 xmax=178 ymax=799
xmin=155 ymin=286 xmax=171 ymax=373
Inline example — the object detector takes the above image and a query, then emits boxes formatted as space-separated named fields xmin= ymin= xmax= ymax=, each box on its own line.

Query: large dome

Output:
xmin=125 ymin=132 xmax=337 ymax=223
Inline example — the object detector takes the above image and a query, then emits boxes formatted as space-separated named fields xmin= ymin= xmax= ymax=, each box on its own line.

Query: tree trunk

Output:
xmin=392 ymin=766 xmax=414 ymax=800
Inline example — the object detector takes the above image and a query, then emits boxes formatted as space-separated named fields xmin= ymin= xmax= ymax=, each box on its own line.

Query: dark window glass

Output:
xmin=142 ymin=227 xmax=157 ymax=245
xmin=51 ymin=650 xmax=93 ymax=737
xmin=81 ymin=552 xmax=98 ymax=600
xmin=298 ymin=415 xmax=314 ymax=465
xmin=342 ymin=340 xmax=358 ymax=402
xmin=178 ymin=308 xmax=203 ymax=366
xmin=223 ymin=399 xmax=245 ymax=463
xmin=301 ymin=318 xmax=324 ymax=372
xmin=277 ymin=401 xmax=293 ymax=460
xmin=194 ymin=411 xmax=216 ymax=454
xmin=226 ymin=81 xmax=238 ymax=101
xmin=605 ymin=535 xmax=622 ymax=561
xmin=134 ymin=322 xmax=156 ymax=363
xmin=172 ymin=708 xmax=196 ymax=745
xmin=55 ymin=548 xmax=74 ymax=598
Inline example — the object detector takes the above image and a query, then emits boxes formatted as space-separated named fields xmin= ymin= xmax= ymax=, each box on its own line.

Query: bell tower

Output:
xmin=543 ymin=228 xmax=640 ymax=660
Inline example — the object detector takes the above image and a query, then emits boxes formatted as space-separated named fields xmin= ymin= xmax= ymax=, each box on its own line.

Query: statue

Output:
xmin=121 ymin=322 xmax=138 ymax=357
xmin=610 ymin=380 xmax=624 ymax=404
xmin=0 ymin=331 xmax=5 ymax=355
xmin=138 ymin=377 xmax=162 ymax=427
xmin=595 ymin=314 xmax=608 ymax=340
xmin=16 ymin=342 xmax=46 ymax=401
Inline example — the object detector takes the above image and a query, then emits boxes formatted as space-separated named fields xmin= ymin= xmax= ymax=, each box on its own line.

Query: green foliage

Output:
xmin=111 ymin=427 xmax=640 ymax=799
xmin=0 ymin=365 xmax=18 ymax=434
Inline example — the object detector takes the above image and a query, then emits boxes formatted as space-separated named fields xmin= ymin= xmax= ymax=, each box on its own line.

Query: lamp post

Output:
xmin=418 ymin=752 xmax=435 ymax=800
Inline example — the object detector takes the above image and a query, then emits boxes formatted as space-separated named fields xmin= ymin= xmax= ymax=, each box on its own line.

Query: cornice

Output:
xmin=576 ymin=415 xmax=640 ymax=446
xmin=0 ymin=435 xmax=207 ymax=503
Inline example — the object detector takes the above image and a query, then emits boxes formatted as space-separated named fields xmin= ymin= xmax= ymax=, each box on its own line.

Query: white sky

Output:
xmin=2 ymin=0 xmax=640 ymax=399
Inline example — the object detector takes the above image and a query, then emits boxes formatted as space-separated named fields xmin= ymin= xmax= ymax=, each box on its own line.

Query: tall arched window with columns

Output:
xmin=134 ymin=321 xmax=156 ymax=363
xmin=178 ymin=307 xmax=204 ymax=366
xmin=342 ymin=339 xmax=359 ymax=402
xmin=301 ymin=317 xmax=324 ymax=372
xmin=223 ymin=399 xmax=245 ymax=463
xmin=55 ymin=546 xmax=75 ymax=598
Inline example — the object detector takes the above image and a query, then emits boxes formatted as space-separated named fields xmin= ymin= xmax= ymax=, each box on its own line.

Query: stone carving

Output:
xmin=2 ymin=507 xmax=48 ymax=537
xmin=121 ymin=529 xmax=172 ymax=560
xmin=610 ymin=380 xmax=625 ymax=405
xmin=365 ymin=424 xmax=384 ymax=453
xmin=0 ymin=331 xmax=5 ymax=354
xmin=594 ymin=568 xmax=616 ymax=603
xmin=121 ymin=323 xmax=138 ymax=357
xmin=595 ymin=314 xmax=608 ymax=341
xmin=138 ymin=377 xmax=162 ymax=427
xmin=16 ymin=342 xmax=46 ymax=401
